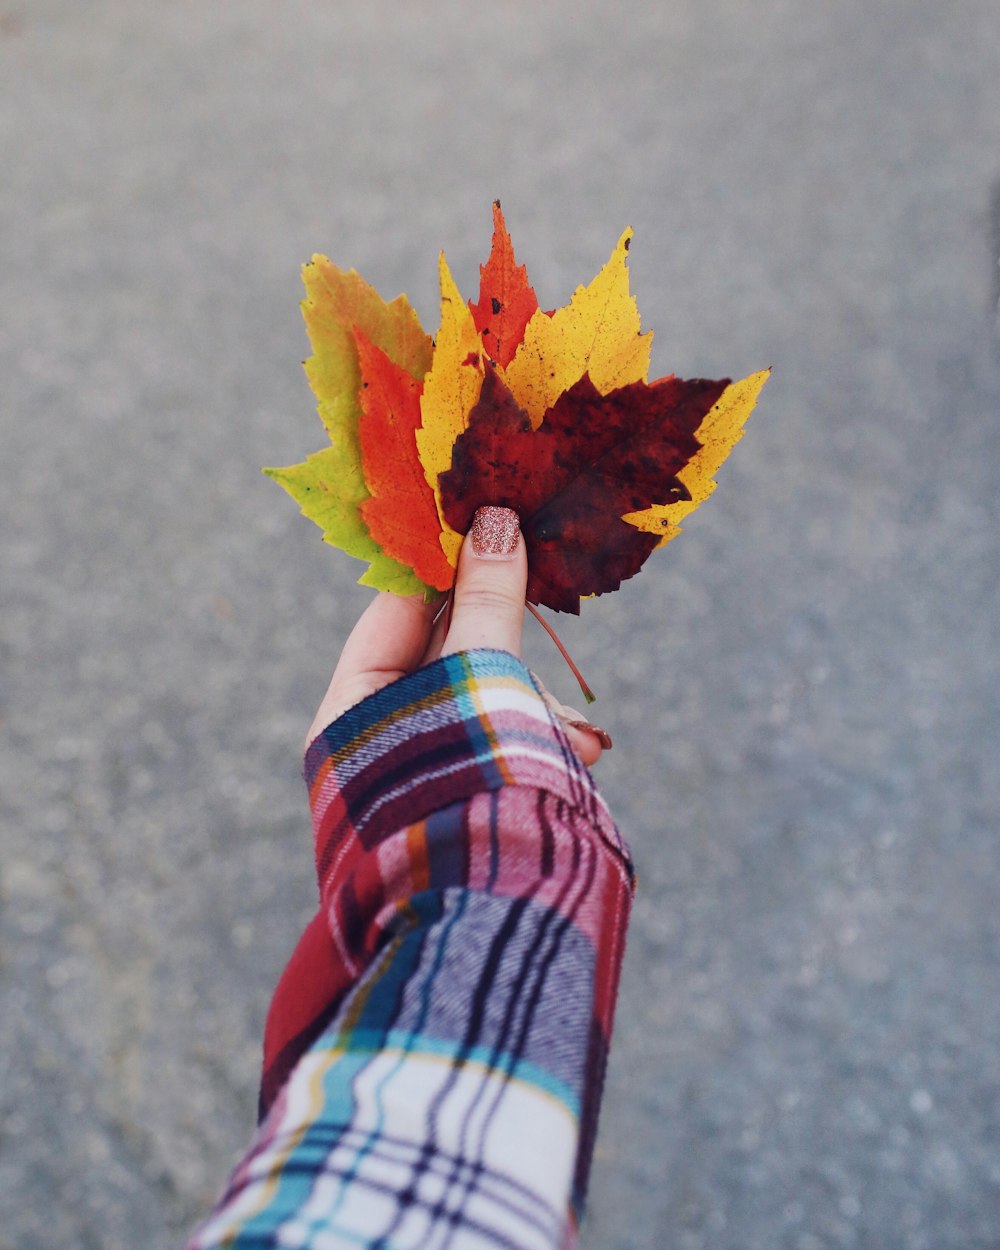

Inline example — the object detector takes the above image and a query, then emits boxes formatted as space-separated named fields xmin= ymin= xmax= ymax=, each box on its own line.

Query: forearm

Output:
xmin=189 ymin=651 xmax=633 ymax=1249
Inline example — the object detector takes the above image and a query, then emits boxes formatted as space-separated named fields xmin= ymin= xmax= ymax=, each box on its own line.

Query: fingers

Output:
xmin=534 ymin=679 xmax=613 ymax=768
xmin=440 ymin=507 xmax=528 ymax=658
xmin=307 ymin=507 xmax=611 ymax=768
xmin=441 ymin=508 xmax=610 ymax=765
xmin=306 ymin=591 xmax=439 ymax=747
xmin=307 ymin=502 xmax=526 ymax=747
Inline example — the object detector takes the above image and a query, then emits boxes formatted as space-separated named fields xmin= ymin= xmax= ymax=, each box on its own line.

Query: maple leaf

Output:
xmin=301 ymin=256 xmax=432 ymax=439
xmin=623 ymin=369 xmax=771 ymax=546
xmin=469 ymin=201 xmax=539 ymax=369
xmin=266 ymin=448 xmax=424 ymax=596
xmin=355 ymin=329 xmax=454 ymax=591
xmin=268 ymin=208 xmax=768 ymax=641
xmin=414 ymin=253 xmax=485 ymax=569
xmin=265 ymin=258 xmax=434 ymax=596
xmin=499 ymin=228 xmax=652 ymax=427
xmin=438 ymin=366 xmax=730 ymax=613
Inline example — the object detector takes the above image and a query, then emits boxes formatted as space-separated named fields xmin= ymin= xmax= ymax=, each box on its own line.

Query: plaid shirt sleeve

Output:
xmin=187 ymin=649 xmax=635 ymax=1250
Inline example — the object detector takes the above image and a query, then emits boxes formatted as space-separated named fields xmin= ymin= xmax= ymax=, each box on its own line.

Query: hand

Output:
xmin=307 ymin=507 xmax=611 ymax=766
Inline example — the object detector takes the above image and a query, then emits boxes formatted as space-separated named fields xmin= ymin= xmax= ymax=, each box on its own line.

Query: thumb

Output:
xmin=441 ymin=506 xmax=527 ymax=657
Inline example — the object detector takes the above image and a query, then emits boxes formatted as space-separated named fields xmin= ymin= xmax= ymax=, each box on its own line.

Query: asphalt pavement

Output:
xmin=2 ymin=2 xmax=999 ymax=1247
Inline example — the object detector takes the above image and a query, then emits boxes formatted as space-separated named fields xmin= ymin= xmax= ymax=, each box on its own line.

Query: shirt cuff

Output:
xmin=304 ymin=648 xmax=633 ymax=885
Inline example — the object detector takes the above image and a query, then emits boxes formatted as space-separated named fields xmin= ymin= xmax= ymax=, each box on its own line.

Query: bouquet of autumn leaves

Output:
xmin=268 ymin=203 xmax=768 ymax=622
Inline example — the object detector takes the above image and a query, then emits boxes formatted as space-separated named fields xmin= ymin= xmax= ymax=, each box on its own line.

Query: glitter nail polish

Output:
xmin=471 ymin=506 xmax=520 ymax=557
xmin=564 ymin=720 xmax=614 ymax=750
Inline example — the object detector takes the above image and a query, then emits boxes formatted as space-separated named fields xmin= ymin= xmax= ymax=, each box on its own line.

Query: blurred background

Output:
xmin=2 ymin=2 xmax=999 ymax=1247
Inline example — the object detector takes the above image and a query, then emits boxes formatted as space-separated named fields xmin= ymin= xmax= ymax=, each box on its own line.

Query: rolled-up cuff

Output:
xmin=304 ymin=648 xmax=633 ymax=886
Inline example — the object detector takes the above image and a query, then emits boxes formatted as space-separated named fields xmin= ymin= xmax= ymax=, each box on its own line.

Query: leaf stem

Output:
xmin=525 ymin=602 xmax=597 ymax=704
xmin=442 ymin=584 xmax=456 ymax=636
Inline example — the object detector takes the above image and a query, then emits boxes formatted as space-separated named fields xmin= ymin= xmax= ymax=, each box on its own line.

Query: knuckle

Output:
xmin=453 ymin=585 xmax=521 ymax=618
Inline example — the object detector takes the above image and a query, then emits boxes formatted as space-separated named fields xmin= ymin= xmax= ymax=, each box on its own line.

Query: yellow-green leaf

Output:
xmin=271 ymin=258 xmax=435 ymax=594
xmin=302 ymin=256 xmax=433 ymax=439
xmin=265 ymin=448 xmax=429 ymax=596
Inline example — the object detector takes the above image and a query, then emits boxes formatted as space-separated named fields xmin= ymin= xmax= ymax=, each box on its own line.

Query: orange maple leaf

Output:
xmin=469 ymin=201 xmax=540 ymax=369
xmin=355 ymin=330 xmax=454 ymax=592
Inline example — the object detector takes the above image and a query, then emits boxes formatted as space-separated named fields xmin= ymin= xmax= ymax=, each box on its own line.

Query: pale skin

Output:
xmin=307 ymin=523 xmax=607 ymax=767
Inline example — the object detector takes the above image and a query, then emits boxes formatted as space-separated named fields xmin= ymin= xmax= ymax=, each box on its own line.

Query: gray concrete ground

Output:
xmin=3 ymin=2 xmax=999 ymax=1247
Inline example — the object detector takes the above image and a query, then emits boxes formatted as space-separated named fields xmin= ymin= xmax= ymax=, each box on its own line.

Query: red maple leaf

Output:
xmin=438 ymin=367 xmax=730 ymax=612
xmin=469 ymin=202 xmax=540 ymax=369
xmin=355 ymin=330 xmax=454 ymax=591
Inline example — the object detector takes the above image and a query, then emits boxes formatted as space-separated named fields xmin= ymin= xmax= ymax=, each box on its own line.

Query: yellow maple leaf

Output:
xmin=501 ymin=229 xmax=652 ymax=427
xmin=415 ymin=252 xmax=486 ymax=567
xmin=622 ymin=369 xmax=771 ymax=545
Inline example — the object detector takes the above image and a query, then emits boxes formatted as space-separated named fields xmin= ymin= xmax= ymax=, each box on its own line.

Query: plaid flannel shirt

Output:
xmin=188 ymin=649 xmax=634 ymax=1250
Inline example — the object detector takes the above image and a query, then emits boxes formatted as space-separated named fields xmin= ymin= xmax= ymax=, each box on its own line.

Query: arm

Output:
xmin=188 ymin=511 xmax=632 ymax=1250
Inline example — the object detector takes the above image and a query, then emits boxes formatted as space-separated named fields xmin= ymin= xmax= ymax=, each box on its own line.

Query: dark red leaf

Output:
xmin=439 ymin=367 xmax=729 ymax=612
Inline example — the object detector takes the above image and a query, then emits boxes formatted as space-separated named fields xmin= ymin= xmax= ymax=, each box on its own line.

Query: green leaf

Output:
xmin=265 ymin=448 xmax=429 ymax=596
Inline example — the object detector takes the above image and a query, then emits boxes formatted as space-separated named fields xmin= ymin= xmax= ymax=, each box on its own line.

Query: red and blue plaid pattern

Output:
xmin=189 ymin=649 xmax=634 ymax=1250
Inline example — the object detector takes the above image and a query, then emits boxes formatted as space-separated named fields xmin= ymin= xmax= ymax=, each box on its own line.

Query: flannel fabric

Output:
xmin=188 ymin=649 xmax=634 ymax=1250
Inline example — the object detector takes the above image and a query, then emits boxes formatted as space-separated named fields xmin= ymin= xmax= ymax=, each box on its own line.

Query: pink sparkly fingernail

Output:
xmin=564 ymin=720 xmax=614 ymax=750
xmin=471 ymin=506 xmax=520 ymax=558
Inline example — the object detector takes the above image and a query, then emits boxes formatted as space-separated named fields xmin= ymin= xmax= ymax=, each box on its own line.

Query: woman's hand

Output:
xmin=307 ymin=507 xmax=610 ymax=766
